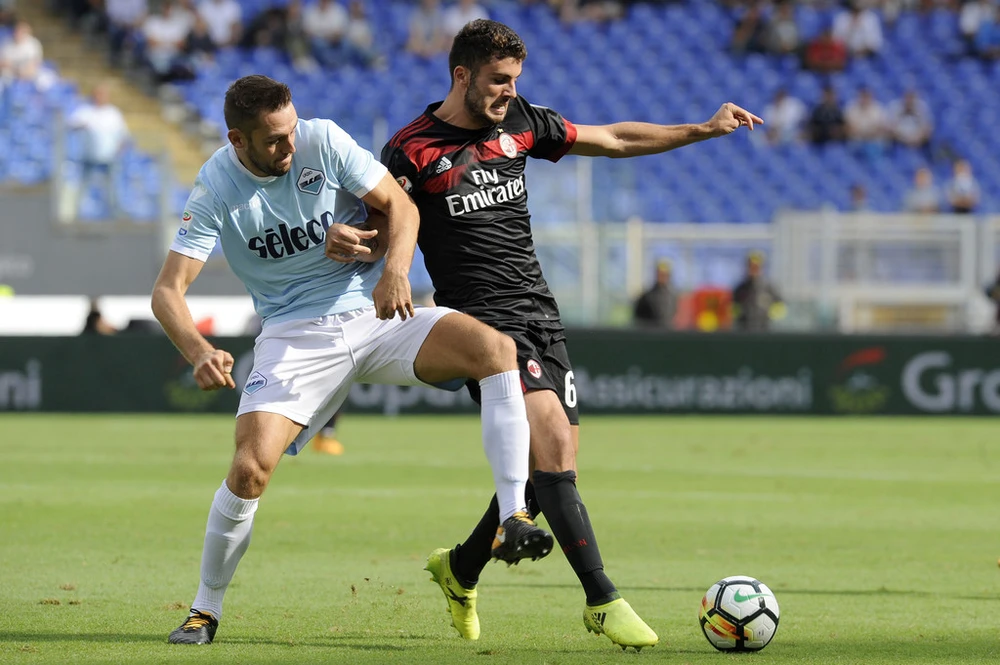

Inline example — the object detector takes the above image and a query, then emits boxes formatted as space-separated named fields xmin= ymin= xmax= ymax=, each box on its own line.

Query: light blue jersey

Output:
xmin=170 ymin=118 xmax=388 ymax=325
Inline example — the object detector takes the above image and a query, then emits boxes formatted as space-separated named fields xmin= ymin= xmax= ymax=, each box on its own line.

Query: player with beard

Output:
xmin=381 ymin=20 xmax=762 ymax=650
xmin=156 ymin=75 xmax=553 ymax=645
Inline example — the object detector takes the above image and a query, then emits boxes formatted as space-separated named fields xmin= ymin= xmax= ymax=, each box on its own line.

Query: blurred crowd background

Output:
xmin=1 ymin=0 xmax=999 ymax=336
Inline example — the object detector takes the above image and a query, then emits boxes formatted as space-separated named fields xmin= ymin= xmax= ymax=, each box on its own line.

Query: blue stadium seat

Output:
xmin=19 ymin=1 xmax=999 ymax=224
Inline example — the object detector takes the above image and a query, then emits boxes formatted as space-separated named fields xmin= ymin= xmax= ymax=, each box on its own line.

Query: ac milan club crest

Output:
xmin=499 ymin=133 xmax=518 ymax=159
xmin=527 ymin=359 xmax=543 ymax=379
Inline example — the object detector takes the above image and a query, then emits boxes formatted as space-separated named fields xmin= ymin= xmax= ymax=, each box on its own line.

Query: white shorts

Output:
xmin=237 ymin=305 xmax=456 ymax=455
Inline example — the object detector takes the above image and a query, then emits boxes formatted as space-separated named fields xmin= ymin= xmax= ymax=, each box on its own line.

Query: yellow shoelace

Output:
xmin=182 ymin=614 xmax=212 ymax=630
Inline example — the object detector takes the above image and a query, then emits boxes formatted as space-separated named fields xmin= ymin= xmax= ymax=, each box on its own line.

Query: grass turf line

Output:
xmin=0 ymin=414 xmax=998 ymax=664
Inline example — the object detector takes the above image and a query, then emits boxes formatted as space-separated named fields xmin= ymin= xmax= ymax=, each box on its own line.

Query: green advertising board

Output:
xmin=1 ymin=332 xmax=998 ymax=415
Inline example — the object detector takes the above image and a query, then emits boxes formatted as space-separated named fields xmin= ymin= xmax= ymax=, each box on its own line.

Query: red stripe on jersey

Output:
xmin=473 ymin=130 xmax=535 ymax=161
xmin=398 ymin=135 xmax=457 ymax=174
xmin=389 ymin=116 xmax=433 ymax=148
xmin=547 ymin=119 xmax=578 ymax=162
xmin=424 ymin=164 xmax=469 ymax=194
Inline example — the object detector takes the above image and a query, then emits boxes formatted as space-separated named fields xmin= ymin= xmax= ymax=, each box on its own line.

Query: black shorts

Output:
xmin=466 ymin=321 xmax=580 ymax=425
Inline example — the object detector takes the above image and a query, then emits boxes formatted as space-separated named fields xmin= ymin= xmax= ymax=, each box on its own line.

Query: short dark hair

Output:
xmin=448 ymin=19 xmax=527 ymax=84
xmin=224 ymin=75 xmax=292 ymax=133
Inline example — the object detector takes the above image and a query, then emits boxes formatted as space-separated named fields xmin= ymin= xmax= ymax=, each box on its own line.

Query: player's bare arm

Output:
xmin=361 ymin=171 xmax=420 ymax=320
xmin=569 ymin=102 xmax=763 ymax=158
xmin=151 ymin=251 xmax=235 ymax=391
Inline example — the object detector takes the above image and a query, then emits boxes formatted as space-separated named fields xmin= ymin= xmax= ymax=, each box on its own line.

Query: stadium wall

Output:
xmin=1 ymin=331 xmax=998 ymax=416
xmin=0 ymin=190 xmax=245 ymax=297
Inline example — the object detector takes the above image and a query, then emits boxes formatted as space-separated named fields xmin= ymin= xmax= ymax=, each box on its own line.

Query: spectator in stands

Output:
xmin=285 ymin=0 xmax=320 ymax=72
xmin=633 ymin=259 xmax=677 ymax=330
xmin=974 ymin=9 xmax=1000 ymax=59
xmin=407 ymin=0 xmax=449 ymax=58
xmin=141 ymin=0 xmax=194 ymax=83
xmin=945 ymin=158 xmax=981 ymax=213
xmin=763 ymin=0 xmax=800 ymax=55
xmin=342 ymin=1 xmax=386 ymax=69
xmin=66 ymin=81 xmax=130 ymax=219
xmin=730 ymin=2 xmax=768 ymax=54
xmin=82 ymin=298 xmax=118 ymax=335
xmin=244 ymin=3 xmax=289 ymax=49
xmin=196 ymin=0 xmax=241 ymax=48
xmin=0 ymin=20 xmax=44 ymax=83
xmin=803 ymin=25 xmax=847 ymax=73
xmin=303 ymin=0 xmax=348 ymax=68
xmin=732 ymin=251 xmax=784 ymax=332
xmin=962 ymin=0 xmax=996 ymax=55
xmin=903 ymin=167 xmax=942 ymax=213
xmin=832 ymin=0 xmax=883 ymax=57
xmin=182 ymin=13 xmax=217 ymax=71
xmin=762 ymin=87 xmax=806 ymax=145
xmin=444 ymin=0 xmax=489 ymax=37
xmin=845 ymin=86 xmax=888 ymax=157
xmin=243 ymin=1 xmax=316 ymax=71
xmin=808 ymin=85 xmax=846 ymax=145
xmin=99 ymin=0 xmax=148 ymax=67
xmin=888 ymin=89 xmax=933 ymax=150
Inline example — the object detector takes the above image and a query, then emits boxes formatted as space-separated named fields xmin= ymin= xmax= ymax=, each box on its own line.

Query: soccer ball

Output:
xmin=698 ymin=575 xmax=780 ymax=652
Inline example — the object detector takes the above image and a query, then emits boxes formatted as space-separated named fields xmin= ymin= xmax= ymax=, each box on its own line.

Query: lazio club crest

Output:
xmin=297 ymin=167 xmax=326 ymax=195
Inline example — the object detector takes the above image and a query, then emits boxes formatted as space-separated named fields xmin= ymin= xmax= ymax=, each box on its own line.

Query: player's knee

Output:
xmin=478 ymin=331 xmax=517 ymax=376
xmin=228 ymin=454 xmax=274 ymax=499
xmin=531 ymin=427 xmax=575 ymax=472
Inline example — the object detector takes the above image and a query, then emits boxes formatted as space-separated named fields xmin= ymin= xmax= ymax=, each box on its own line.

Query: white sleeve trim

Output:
xmin=168 ymin=243 xmax=211 ymax=263
xmin=349 ymin=161 xmax=388 ymax=198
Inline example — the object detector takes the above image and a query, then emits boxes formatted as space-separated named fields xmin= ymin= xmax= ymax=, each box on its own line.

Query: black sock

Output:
xmin=451 ymin=494 xmax=499 ymax=589
xmin=451 ymin=482 xmax=540 ymax=588
xmin=533 ymin=470 xmax=618 ymax=606
xmin=525 ymin=480 xmax=540 ymax=519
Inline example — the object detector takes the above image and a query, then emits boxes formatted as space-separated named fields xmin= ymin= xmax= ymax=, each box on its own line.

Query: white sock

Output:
xmin=479 ymin=370 xmax=530 ymax=522
xmin=190 ymin=480 xmax=258 ymax=621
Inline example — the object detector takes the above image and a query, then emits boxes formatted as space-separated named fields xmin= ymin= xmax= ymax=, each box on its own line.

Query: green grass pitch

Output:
xmin=1 ymin=414 xmax=998 ymax=664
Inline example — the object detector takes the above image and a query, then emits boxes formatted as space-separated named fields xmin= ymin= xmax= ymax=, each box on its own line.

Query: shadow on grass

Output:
xmin=501 ymin=582 xmax=1000 ymax=601
xmin=0 ymin=632 xmax=423 ymax=652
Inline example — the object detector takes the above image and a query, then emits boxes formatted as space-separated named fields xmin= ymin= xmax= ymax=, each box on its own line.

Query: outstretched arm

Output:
xmin=569 ymin=102 xmax=763 ymax=158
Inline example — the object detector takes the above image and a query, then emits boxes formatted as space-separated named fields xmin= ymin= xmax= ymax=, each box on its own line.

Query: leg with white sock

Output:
xmin=412 ymin=312 xmax=552 ymax=564
xmin=189 ymin=480 xmax=258 ymax=621
xmin=478 ymin=369 xmax=531 ymax=521
xmin=169 ymin=412 xmax=302 ymax=645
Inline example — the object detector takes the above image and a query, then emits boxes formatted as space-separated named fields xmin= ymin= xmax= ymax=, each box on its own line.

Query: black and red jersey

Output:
xmin=380 ymin=95 xmax=577 ymax=329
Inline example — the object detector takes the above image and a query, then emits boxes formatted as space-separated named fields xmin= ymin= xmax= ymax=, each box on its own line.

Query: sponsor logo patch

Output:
xmin=829 ymin=346 xmax=889 ymax=414
xmin=243 ymin=371 xmax=268 ymax=395
xmin=435 ymin=156 xmax=453 ymax=174
xmin=178 ymin=211 xmax=192 ymax=236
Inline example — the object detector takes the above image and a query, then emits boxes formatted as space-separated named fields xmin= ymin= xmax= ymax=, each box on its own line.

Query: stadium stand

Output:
xmin=4 ymin=1 xmax=999 ymax=227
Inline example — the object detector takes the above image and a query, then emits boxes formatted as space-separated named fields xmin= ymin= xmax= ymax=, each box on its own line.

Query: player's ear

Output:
xmin=227 ymin=128 xmax=247 ymax=149
xmin=453 ymin=65 xmax=471 ymax=90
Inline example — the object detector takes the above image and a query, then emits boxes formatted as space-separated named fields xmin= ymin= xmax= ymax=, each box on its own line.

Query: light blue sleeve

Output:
xmin=169 ymin=181 xmax=224 ymax=262
xmin=324 ymin=120 xmax=388 ymax=197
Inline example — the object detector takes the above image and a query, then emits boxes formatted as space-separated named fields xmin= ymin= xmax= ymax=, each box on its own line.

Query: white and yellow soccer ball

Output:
xmin=698 ymin=575 xmax=780 ymax=651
